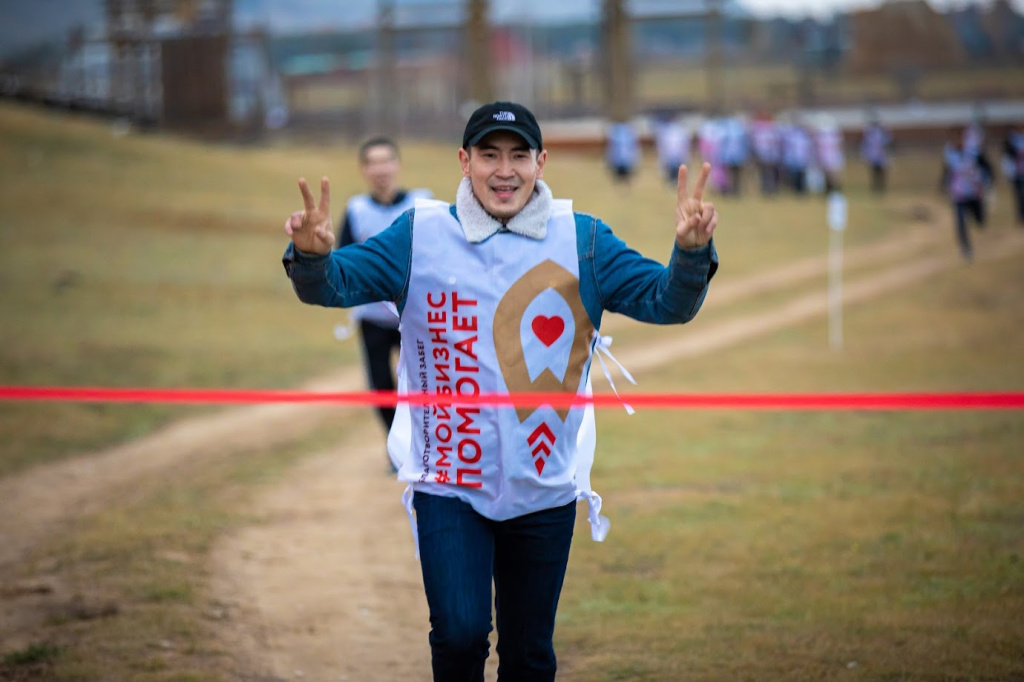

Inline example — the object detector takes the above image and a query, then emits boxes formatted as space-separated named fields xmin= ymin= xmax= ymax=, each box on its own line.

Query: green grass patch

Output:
xmin=2 ymin=642 xmax=64 ymax=666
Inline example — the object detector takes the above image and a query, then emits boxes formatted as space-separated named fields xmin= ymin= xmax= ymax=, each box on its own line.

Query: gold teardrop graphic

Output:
xmin=493 ymin=259 xmax=594 ymax=422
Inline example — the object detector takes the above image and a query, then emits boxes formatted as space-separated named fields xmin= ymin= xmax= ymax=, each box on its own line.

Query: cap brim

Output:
xmin=464 ymin=124 xmax=540 ymax=150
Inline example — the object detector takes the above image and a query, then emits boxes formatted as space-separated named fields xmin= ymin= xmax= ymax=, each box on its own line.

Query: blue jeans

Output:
xmin=413 ymin=492 xmax=576 ymax=682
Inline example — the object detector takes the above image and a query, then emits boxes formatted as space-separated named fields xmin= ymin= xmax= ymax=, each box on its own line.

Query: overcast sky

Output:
xmin=2 ymin=0 xmax=1022 ymax=58
xmin=743 ymin=0 xmax=1022 ymax=18
xmin=230 ymin=0 xmax=1024 ymax=31
xmin=249 ymin=0 xmax=1024 ymax=26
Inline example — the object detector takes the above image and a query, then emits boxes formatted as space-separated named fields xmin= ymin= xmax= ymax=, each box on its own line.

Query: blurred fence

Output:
xmin=277 ymin=0 xmax=1024 ymax=145
xmin=1 ymin=0 xmax=1022 ymax=144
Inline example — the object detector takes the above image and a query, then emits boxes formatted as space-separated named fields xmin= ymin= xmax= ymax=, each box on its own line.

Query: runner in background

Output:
xmin=815 ymin=115 xmax=845 ymax=195
xmin=606 ymin=119 xmax=641 ymax=185
xmin=654 ymin=114 xmax=691 ymax=187
xmin=860 ymin=116 xmax=892 ymax=194
xmin=337 ymin=137 xmax=432 ymax=462
xmin=781 ymin=118 xmax=813 ymax=195
xmin=751 ymin=110 xmax=781 ymax=196
xmin=698 ymin=116 xmax=729 ymax=194
xmin=719 ymin=114 xmax=749 ymax=197
xmin=940 ymin=126 xmax=994 ymax=261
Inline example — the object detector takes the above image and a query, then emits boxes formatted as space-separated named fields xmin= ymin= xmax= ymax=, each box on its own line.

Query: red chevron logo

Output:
xmin=528 ymin=422 xmax=555 ymax=446
xmin=527 ymin=422 xmax=556 ymax=475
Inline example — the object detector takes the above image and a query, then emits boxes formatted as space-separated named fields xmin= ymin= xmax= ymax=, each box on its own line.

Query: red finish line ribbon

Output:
xmin=0 ymin=386 xmax=1022 ymax=410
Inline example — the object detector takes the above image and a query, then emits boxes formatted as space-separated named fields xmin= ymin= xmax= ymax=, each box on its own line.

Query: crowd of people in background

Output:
xmin=608 ymin=110 xmax=857 ymax=199
xmin=605 ymin=112 xmax=1023 ymax=261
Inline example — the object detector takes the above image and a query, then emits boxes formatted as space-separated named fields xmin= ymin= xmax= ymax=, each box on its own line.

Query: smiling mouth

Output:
xmin=491 ymin=185 xmax=518 ymax=199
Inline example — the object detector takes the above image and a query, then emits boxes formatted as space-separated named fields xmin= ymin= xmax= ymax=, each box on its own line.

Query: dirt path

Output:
xmin=2 ymin=220 xmax=1022 ymax=680
xmin=0 ymin=367 xmax=361 ymax=573
xmin=209 ymin=426 xmax=437 ymax=682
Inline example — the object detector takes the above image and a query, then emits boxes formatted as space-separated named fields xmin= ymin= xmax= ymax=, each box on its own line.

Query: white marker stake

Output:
xmin=827 ymin=192 xmax=848 ymax=350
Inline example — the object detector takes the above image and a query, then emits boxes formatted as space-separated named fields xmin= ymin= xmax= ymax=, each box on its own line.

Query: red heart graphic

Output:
xmin=531 ymin=315 xmax=565 ymax=347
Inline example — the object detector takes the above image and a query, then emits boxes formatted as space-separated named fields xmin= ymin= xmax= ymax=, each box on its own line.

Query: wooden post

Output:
xmin=602 ymin=0 xmax=633 ymax=122
xmin=466 ymin=0 xmax=492 ymax=105
xmin=705 ymin=0 xmax=724 ymax=112
xmin=378 ymin=0 xmax=397 ymax=135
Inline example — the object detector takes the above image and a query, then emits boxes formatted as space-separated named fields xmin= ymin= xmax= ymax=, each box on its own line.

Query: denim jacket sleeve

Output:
xmin=282 ymin=209 xmax=413 ymax=312
xmin=577 ymin=213 xmax=718 ymax=325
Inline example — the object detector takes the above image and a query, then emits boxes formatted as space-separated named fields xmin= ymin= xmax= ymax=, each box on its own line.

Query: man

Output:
xmin=337 ymin=137 xmax=432 ymax=452
xmin=605 ymin=119 xmax=640 ymax=184
xmin=719 ymin=114 xmax=749 ymax=197
xmin=861 ymin=116 xmax=892 ymax=194
xmin=282 ymin=101 xmax=718 ymax=681
xmin=781 ymin=120 xmax=813 ymax=195
xmin=940 ymin=126 xmax=993 ymax=261
xmin=814 ymin=116 xmax=845 ymax=195
xmin=654 ymin=114 xmax=690 ymax=186
xmin=751 ymin=110 xmax=781 ymax=196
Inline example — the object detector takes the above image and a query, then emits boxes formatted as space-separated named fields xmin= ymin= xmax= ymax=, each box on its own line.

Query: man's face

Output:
xmin=360 ymin=144 xmax=400 ymax=197
xmin=459 ymin=131 xmax=546 ymax=221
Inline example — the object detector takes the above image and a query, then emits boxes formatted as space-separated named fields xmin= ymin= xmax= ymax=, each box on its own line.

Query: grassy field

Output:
xmin=0 ymin=101 xmax=1022 ymax=680
xmin=289 ymin=63 xmax=1024 ymax=116
xmin=634 ymin=63 xmax=1024 ymax=110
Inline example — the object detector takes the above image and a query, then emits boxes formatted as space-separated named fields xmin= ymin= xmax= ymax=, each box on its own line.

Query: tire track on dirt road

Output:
xmin=209 ymin=426 xmax=434 ymax=682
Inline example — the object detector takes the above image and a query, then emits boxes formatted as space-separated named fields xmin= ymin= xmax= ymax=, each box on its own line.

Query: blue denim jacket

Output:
xmin=283 ymin=205 xmax=718 ymax=330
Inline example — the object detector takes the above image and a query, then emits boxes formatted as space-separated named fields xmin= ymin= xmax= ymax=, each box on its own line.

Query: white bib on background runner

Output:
xmin=346 ymin=190 xmax=431 ymax=327
xmin=944 ymin=148 xmax=983 ymax=202
xmin=388 ymin=197 xmax=611 ymax=547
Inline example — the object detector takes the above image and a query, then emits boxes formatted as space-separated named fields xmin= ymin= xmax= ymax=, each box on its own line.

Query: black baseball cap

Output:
xmin=462 ymin=101 xmax=543 ymax=151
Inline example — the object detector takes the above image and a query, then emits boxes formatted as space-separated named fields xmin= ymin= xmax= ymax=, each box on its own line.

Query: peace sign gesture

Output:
xmin=675 ymin=162 xmax=717 ymax=250
xmin=284 ymin=176 xmax=335 ymax=255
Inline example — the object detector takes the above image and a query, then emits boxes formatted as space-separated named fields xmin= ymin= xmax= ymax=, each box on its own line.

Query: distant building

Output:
xmin=51 ymin=0 xmax=285 ymax=132
xmin=846 ymin=1 xmax=964 ymax=75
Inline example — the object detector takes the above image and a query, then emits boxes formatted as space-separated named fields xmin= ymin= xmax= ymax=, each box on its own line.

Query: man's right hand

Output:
xmin=284 ymin=176 xmax=335 ymax=255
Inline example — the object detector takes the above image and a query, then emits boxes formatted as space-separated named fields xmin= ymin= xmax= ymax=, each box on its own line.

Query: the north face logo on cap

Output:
xmin=493 ymin=111 xmax=516 ymax=122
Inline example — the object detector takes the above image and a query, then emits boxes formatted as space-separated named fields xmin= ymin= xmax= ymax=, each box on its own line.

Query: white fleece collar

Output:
xmin=455 ymin=178 xmax=553 ymax=243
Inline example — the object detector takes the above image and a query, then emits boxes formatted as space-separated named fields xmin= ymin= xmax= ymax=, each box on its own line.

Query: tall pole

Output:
xmin=466 ymin=0 xmax=492 ymax=105
xmin=602 ymin=0 xmax=633 ymax=122
xmin=377 ymin=0 xmax=397 ymax=135
xmin=705 ymin=0 xmax=724 ymax=112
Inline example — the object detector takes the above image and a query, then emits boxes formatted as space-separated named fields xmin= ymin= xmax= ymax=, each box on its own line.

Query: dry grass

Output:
xmin=287 ymin=64 xmax=1024 ymax=115
xmin=0 ymin=104 xmax=384 ymax=475
xmin=560 ymin=252 xmax=1024 ymax=681
xmin=633 ymin=63 xmax=1024 ymax=109
xmin=1 ymin=101 xmax=1022 ymax=680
